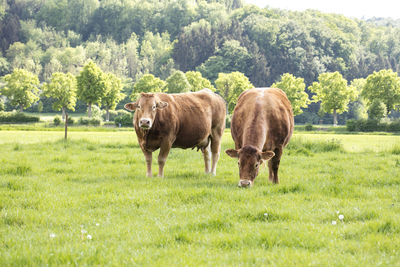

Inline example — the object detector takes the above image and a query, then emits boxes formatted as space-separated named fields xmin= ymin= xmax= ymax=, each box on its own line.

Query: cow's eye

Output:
xmin=152 ymin=105 xmax=156 ymax=110
xmin=255 ymin=163 xmax=259 ymax=168
xmin=237 ymin=161 xmax=240 ymax=166
xmin=137 ymin=105 xmax=141 ymax=109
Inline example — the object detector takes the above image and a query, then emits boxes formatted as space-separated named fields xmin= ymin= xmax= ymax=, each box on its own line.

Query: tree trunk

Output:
xmin=333 ymin=109 xmax=338 ymax=127
xmin=62 ymin=107 xmax=66 ymax=121
xmin=106 ymin=108 xmax=110 ymax=122
xmin=19 ymin=105 xmax=23 ymax=112
xmin=65 ymin=111 xmax=68 ymax=140
xmin=88 ymin=103 xmax=92 ymax=118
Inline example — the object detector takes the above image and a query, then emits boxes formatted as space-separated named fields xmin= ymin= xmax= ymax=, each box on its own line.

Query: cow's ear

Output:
xmin=260 ymin=151 xmax=275 ymax=161
xmin=156 ymin=101 xmax=168 ymax=109
xmin=225 ymin=149 xmax=239 ymax=158
xmin=124 ymin=102 xmax=138 ymax=111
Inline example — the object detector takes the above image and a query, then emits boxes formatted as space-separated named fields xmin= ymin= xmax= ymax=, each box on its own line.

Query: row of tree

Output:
xmin=2 ymin=60 xmax=400 ymax=127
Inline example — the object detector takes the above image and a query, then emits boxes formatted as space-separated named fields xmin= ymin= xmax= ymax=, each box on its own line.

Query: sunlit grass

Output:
xmin=0 ymin=130 xmax=399 ymax=265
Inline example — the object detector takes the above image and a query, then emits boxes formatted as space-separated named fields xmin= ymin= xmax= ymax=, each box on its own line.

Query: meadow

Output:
xmin=1 ymin=129 xmax=399 ymax=266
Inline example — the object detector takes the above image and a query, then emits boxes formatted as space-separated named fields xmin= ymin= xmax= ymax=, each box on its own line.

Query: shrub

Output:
xmin=304 ymin=123 xmax=313 ymax=131
xmin=0 ymin=98 xmax=4 ymax=111
xmin=115 ymin=113 xmax=133 ymax=127
xmin=226 ymin=114 xmax=232 ymax=129
xmin=346 ymin=119 xmax=400 ymax=132
xmin=367 ymin=100 xmax=386 ymax=120
xmin=90 ymin=105 xmax=103 ymax=120
xmin=67 ymin=116 xmax=74 ymax=125
xmin=0 ymin=111 xmax=40 ymax=123
xmin=101 ymin=109 xmax=128 ymax=121
xmin=346 ymin=119 xmax=357 ymax=132
xmin=53 ymin=116 xmax=61 ymax=126
xmin=78 ymin=117 xmax=102 ymax=126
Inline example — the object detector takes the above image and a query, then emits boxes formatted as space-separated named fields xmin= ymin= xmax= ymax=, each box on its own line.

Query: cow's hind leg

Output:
xmin=210 ymin=128 xmax=223 ymax=176
xmin=202 ymin=142 xmax=212 ymax=174
xmin=268 ymin=147 xmax=283 ymax=184
xmin=143 ymin=150 xmax=153 ymax=177
xmin=158 ymin=141 xmax=172 ymax=178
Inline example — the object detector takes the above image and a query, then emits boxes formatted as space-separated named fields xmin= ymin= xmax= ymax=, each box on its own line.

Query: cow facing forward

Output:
xmin=226 ymin=88 xmax=294 ymax=187
xmin=124 ymin=89 xmax=226 ymax=177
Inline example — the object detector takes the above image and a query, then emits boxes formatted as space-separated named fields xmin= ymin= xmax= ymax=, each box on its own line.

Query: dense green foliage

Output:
xmin=346 ymin=119 xmax=400 ymax=132
xmin=0 ymin=111 xmax=39 ymax=123
xmin=1 ymin=68 xmax=39 ymax=111
xmin=272 ymin=73 xmax=310 ymax=115
xmin=42 ymin=72 xmax=77 ymax=113
xmin=1 ymin=0 xmax=400 ymax=86
xmin=309 ymin=72 xmax=357 ymax=125
xmin=76 ymin=61 xmax=106 ymax=117
xmin=362 ymin=69 xmax=400 ymax=115
xmin=1 ymin=130 xmax=399 ymax=265
xmin=215 ymin=71 xmax=253 ymax=113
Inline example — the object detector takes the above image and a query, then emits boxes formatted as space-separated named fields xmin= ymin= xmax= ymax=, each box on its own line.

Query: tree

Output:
xmin=42 ymin=72 xmax=77 ymax=139
xmin=1 ymin=68 xmax=39 ymax=111
xmin=76 ymin=61 xmax=105 ymax=118
xmin=197 ymin=40 xmax=253 ymax=83
xmin=308 ymin=72 xmax=356 ymax=126
xmin=349 ymin=78 xmax=367 ymax=120
xmin=271 ymin=73 xmax=310 ymax=115
xmin=165 ymin=70 xmax=191 ymax=93
xmin=367 ymin=100 xmax=386 ymax=120
xmin=215 ymin=72 xmax=253 ymax=113
xmin=362 ymin=69 xmax=400 ymax=115
xmin=131 ymin=74 xmax=166 ymax=100
xmin=185 ymin=71 xmax=215 ymax=92
xmin=102 ymin=73 xmax=125 ymax=121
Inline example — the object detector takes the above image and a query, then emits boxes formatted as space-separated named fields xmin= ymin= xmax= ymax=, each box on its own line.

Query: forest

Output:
xmin=1 ymin=0 xmax=400 ymax=124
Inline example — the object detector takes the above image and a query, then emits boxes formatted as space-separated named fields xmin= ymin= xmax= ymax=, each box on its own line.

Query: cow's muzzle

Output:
xmin=139 ymin=118 xmax=152 ymax=129
xmin=238 ymin=179 xmax=253 ymax=188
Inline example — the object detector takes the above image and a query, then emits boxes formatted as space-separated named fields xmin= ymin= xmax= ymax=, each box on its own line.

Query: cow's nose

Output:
xmin=238 ymin=180 xmax=251 ymax=187
xmin=139 ymin=119 xmax=151 ymax=127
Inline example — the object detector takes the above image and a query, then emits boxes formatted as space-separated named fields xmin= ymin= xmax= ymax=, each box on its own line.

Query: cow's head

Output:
xmin=225 ymin=145 xmax=274 ymax=188
xmin=124 ymin=93 xmax=168 ymax=130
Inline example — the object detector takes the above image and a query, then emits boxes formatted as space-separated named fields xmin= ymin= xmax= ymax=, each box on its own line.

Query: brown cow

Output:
xmin=225 ymin=88 xmax=294 ymax=187
xmin=124 ymin=89 xmax=226 ymax=177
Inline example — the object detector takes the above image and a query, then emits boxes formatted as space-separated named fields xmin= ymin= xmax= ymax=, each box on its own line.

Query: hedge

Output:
xmin=115 ymin=113 xmax=133 ymax=127
xmin=0 ymin=111 xmax=40 ymax=123
xmin=346 ymin=119 xmax=400 ymax=132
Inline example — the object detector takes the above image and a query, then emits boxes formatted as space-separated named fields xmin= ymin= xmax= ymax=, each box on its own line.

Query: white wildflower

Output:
xmin=49 ymin=233 xmax=56 ymax=238
xmin=96 ymin=223 xmax=100 ymax=226
xmin=264 ymin=213 xmax=268 ymax=217
xmin=338 ymin=214 xmax=344 ymax=221
xmin=81 ymin=229 xmax=87 ymax=234
xmin=87 ymin=234 xmax=92 ymax=240
xmin=332 ymin=221 xmax=337 ymax=225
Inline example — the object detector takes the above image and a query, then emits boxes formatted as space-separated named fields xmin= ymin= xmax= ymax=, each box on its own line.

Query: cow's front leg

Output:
xmin=158 ymin=141 xmax=172 ymax=177
xmin=143 ymin=150 xmax=153 ymax=177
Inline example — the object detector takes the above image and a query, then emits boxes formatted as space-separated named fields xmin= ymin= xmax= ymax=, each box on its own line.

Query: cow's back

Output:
xmin=231 ymin=88 xmax=294 ymax=151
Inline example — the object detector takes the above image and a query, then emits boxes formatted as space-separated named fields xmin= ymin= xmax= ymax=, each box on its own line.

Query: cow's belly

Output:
xmin=172 ymin=130 xmax=209 ymax=149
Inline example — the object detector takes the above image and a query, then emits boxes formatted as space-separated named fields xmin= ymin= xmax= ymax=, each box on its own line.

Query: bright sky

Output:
xmin=244 ymin=0 xmax=400 ymax=19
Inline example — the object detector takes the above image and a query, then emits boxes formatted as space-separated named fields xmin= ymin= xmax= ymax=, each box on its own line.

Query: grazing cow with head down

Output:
xmin=226 ymin=88 xmax=294 ymax=187
xmin=125 ymin=89 xmax=226 ymax=177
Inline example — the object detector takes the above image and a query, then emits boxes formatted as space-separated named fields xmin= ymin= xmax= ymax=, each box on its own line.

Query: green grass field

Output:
xmin=1 ymin=129 xmax=400 ymax=266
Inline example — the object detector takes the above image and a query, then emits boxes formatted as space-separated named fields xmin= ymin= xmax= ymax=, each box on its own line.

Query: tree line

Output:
xmin=1 ymin=60 xmax=399 ymax=128
xmin=1 ymin=0 xmax=400 ymax=123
